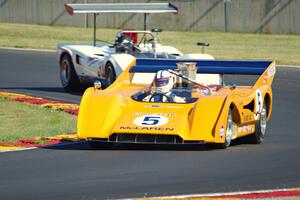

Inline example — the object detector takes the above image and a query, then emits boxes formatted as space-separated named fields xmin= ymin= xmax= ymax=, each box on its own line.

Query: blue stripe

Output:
xmin=131 ymin=59 xmax=272 ymax=75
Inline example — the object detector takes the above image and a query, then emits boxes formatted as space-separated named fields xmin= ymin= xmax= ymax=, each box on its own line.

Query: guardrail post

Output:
xmin=93 ymin=13 xmax=96 ymax=46
xmin=85 ymin=0 xmax=88 ymax=28
xmin=144 ymin=13 xmax=148 ymax=30
xmin=224 ymin=0 xmax=230 ymax=32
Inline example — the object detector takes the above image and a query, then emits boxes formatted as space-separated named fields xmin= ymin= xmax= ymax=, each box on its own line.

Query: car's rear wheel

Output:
xmin=60 ymin=54 xmax=80 ymax=91
xmin=104 ymin=62 xmax=116 ymax=88
xmin=248 ymin=102 xmax=267 ymax=144
xmin=217 ymin=109 xmax=233 ymax=149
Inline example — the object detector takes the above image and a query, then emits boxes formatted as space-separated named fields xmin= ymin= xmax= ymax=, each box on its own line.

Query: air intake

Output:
xmin=109 ymin=133 xmax=183 ymax=144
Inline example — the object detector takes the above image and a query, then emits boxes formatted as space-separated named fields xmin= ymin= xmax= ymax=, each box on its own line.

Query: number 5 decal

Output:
xmin=142 ymin=116 xmax=160 ymax=125
xmin=134 ymin=115 xmax=169 ymax=127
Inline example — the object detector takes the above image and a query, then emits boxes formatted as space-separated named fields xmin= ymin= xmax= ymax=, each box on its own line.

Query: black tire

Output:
xmin=88 ymin=141 xmax=113 ymax=150
xmin=217 ymin=109 xmax=233 ymax=149
xmin=60 ymin=54 xmax=80 ymax=92
xmin=248 ymin=102 xmax=267 ymax=144
xmin=104 ymin=62 xmax=116 ymax=88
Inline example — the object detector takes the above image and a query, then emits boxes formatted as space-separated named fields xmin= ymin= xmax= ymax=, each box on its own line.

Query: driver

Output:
xmin=115 ymin=33 xmax=134 ymax=54
xmin=143 ymin=70 xmax=186 ymax=103
xmin=115 ymin=32 xmax=140 ymax=54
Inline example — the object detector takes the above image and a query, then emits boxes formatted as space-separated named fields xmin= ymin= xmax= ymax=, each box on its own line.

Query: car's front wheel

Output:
xmin=60 ymin=54 xmax=80 ymax=91
xmin=217 ymin=109 xmax=233 ymax=149
xmin=104 ymin=62 xmax=116 ymax=88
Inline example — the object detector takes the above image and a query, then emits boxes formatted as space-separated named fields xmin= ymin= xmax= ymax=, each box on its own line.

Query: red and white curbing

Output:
xmin=0 ymin=91 xmax=79 ymax=115
xmin=0 ymin=90 xmax=80 ymax=152
xmin=125 ymin=188 xmax=300 ymax=199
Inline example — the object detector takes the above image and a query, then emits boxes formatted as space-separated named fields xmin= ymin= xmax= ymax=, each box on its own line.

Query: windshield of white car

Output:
xmin=134 ymin=53 xmax=178 ymax=59
xmin=95 ymin=39 xmax=114 ymax=45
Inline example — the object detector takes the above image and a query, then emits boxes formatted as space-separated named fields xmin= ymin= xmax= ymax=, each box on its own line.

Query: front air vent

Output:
xmin=88 ymin=134 xmax=205 ymax=145
xmin=109 ymin=133 xmax=183 ymax=144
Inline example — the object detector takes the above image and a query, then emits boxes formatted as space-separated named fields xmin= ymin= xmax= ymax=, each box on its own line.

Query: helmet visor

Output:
xmin=156 ymin=78 xmax=169 ymax=87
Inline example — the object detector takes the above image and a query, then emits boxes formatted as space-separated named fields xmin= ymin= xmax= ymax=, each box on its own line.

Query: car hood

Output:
xmin=111 ymin=102 xmax=195 ymax=136
xmin=59 ymin=44 xmax=114 ymax=56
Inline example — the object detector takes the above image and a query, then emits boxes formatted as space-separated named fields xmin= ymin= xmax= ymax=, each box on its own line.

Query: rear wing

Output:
xmin=64 ymin=3 xmax=178 ymax=46
xmin=65 ymin=3 xmax=178 ymax=15
xmin=129 ymin=59 xmax=276 ymax=86
xmin=131 ymin=59 xmax=272 ymax=75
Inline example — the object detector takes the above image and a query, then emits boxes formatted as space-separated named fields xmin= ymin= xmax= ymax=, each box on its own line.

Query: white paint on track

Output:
xmin=0 ymin=147 xmax=37 ymax=153
xmin=0 ymin=47 xmax=55 ymax=53
xmin=119 ymin=187 xmax=300 ymax=200
xmin=278 ymin=65 xmax=300 ymax=69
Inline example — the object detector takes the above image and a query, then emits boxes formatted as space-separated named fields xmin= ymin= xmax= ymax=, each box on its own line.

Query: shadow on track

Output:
xmin=41 ymin=138 xmax=252 ymax=151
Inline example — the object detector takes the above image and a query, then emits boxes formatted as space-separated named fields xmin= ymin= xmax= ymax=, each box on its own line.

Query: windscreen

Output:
xmin=132 ymin=87 xmax=209 ymax=104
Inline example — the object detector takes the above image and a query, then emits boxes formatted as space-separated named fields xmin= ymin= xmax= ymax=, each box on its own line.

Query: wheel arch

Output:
xmin=58 ymin=49 xmax=81 ymax=91
xmin=102 ymin=61 xmax=117 ymax=89
xmin=59 ymin=49 xmax=81 ymax=79
xmin=105 ymin=61 xmax=116 ymax=73
xmin=108 ymin=54 xmax=136 ymax=77
xmin=59 ymin=51 xmax=72 ymax=64
xmin=230 ymin=102 xmax=241 ymax=124
xmin=264 ymin=92 xmax=272 ymax=118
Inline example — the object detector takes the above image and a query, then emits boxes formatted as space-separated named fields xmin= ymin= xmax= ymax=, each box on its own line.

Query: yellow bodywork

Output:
xmin=77 ymin=59 xmax=275 ymax=145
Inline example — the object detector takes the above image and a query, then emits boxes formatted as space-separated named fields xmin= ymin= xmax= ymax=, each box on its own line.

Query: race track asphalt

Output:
xmin=0 ymin=48 xmax=300 ymax=200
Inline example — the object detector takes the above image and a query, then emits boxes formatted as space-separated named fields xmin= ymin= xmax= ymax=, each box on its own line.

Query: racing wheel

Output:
xmin=149 ymin=93 xmax=171 ymax=102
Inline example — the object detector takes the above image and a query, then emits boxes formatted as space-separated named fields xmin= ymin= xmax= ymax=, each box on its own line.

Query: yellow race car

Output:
xmin=77 ymin=57 xmax=276 ymax=149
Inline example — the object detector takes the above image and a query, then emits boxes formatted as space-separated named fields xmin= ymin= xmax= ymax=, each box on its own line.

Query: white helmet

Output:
xmin=154 ymin=70 xmax=175 ymax=94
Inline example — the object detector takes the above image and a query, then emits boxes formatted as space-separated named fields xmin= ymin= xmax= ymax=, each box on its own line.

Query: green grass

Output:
xmin=0 ymin=22 xmax=300 ymax=65
xmin=0 ymin=98 xmax=77 ymax=142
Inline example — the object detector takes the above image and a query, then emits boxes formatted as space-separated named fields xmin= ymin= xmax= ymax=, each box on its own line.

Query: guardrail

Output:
xmin=0 ymin=0 xmax=299 ymax=34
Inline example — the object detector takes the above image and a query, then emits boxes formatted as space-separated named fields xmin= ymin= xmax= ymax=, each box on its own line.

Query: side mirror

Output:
xmin=94 ymin=80 xmax=102 ymax=90
xmin=227 ymin=83 xmax=237 ymax=90
xmin=196 ymin=42 xmax=210 ymax=54
xmin=197 ymin=42 xmax=209 ymax=47
xmin=151 ymin=28 xmax=163 ymax=33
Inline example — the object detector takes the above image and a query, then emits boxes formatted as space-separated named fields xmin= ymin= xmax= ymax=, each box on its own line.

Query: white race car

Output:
xmin=58 ymin=3 xmax=214 ymax=91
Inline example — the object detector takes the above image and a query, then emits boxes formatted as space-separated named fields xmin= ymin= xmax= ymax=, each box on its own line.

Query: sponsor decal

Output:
xmin=86 ymin=57 xmax=99 ymax=66
xmin=268 ymin=63 xmax=276 ymax=77
xmin=134 ymin=112 xmax=176 ymax=117
xmin=144 ymin=104 xmax=162 ymax=108
xmin=120 ymin=126 xmax=174 ymax=131
xmin=263 ymin=75 xmax=268 ymax=83
xmin=144 ymin=105 xmax=184 ymax=109
xmin=134 ymin=115 xmax=169 ymax=127
xmin=219 ymin=125 xmax=224 ymax=138
xmin=238 ymin=125 xmax=253 ymax=133
xmin=244 ymin=114 xmax=252 ymax=122
xmin=87 ymin=57 xmax=96 ymax=62
xmin=165 ymin=106 xmax=184 ymax=109
xmin=254 ymin=89 xmax=263 ymax=120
